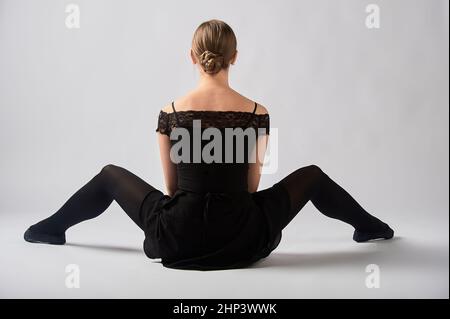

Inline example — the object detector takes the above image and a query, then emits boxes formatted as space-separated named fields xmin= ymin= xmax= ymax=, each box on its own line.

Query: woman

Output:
xmin=24 ymin=19 xmax=394 ymax=271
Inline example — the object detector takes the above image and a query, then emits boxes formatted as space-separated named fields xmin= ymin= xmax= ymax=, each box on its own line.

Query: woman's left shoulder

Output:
xmin=255 ymin=103 xmax=269 ymax=116
xmin=161 ymin=103 xmax=173 ymax=113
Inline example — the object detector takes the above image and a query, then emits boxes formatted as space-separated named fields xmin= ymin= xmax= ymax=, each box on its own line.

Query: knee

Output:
xmin=307 ymin=164 xmax=323 ymax=174
xmin=306 ymin=164 xmax=324 ymax=180
xmin=100 ymin=164 xmax=117 ymax=175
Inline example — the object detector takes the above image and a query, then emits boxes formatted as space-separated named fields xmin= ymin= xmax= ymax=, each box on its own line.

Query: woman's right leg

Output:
xmin=277 ymin=165 xmax=394 ymax=242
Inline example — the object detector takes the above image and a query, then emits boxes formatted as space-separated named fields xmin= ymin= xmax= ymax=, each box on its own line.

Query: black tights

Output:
xmin=29 ymin=164 xmax=385 ymax=236
xmin=30 ymin=164 xmax=159 ymax=234
xmin=277 ymin=165 xmax=384 ymax=232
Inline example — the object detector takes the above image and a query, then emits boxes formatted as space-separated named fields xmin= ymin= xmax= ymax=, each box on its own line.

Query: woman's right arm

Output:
xmin=157 ymin=133 xmax=178 ymax=196
xmin=247 ymin=133 xmax=269 ymax=193
xmin=247 ymin=104 xmax=270 ymax=193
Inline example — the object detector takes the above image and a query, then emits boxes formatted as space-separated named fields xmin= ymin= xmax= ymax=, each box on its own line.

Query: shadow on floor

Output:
xmin=64 ymin=236 xmax=448 ymax=272
xmin=250 ymin=250 xmax=380 ymax=269
xmin=66 ymin=242 xmax=143 ymax=254
xmin=249 ymin=236 xmax=442 ymax=269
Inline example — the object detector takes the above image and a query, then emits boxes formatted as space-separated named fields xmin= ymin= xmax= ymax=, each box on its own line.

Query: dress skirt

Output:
xmin=139 ymin=182 xmax=291 ymax=271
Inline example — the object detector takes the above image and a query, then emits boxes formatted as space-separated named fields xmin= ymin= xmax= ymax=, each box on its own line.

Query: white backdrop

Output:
xmin=1 ymin=0 xmax=447 ymax=221
xmin=0 ymin=0 xmax=448 ymax=298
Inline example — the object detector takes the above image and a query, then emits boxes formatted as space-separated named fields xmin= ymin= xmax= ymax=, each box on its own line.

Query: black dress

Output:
xmin=141 ymin=102 xmax=291 ymax=270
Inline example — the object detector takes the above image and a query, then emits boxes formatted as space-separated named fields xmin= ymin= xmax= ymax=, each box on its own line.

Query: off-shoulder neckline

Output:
xmin=159 ymin=110 xmax=269 ymax=116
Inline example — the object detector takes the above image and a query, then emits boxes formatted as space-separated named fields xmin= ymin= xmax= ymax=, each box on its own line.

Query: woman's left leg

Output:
xmin=24 ymin=164 xmax=163 ymax=244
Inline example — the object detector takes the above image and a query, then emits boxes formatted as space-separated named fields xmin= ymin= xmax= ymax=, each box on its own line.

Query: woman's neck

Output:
xmin=197 ymin=70 xmax=230 ymax=90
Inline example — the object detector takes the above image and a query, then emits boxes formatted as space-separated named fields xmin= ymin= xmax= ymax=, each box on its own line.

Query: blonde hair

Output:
xmin=191 ymin=19 xmax=237 ymax=75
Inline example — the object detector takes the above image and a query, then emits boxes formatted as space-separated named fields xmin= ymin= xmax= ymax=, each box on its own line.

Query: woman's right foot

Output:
xmin=24 ymin=227 xmax=66 ymax=245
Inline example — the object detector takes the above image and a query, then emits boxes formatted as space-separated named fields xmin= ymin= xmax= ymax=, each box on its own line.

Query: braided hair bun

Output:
xmin=199 ymin=50 xmax=225 ymax=74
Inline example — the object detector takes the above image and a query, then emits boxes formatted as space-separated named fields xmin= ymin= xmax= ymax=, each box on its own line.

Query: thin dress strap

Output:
xmin=251 ymin=101 xmax=258 ymax=114
xmin=244 ymin=102 xmax=258 ymax=126
xmin=171 ymin=101 xmax=180 ymax=125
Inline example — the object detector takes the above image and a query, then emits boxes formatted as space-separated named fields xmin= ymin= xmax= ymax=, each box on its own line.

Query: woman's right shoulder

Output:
xmin=238 ymin=92 xmax=269 ymax=115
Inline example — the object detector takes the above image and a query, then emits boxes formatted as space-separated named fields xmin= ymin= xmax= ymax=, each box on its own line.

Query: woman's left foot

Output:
xmin=353 ymin=223 xmax=394 ymax=243
xmin=24 ymin=227 xmax=66 ymax=245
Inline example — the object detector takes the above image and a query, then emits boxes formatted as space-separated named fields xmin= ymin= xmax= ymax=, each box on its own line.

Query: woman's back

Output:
xmin=156 ymin=98 xmax=269 ymax=191
xmin=157 ymin=88 xmax=270 ymax=195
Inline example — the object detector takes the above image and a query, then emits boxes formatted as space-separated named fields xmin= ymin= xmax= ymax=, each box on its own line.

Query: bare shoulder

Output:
xmin=161 ymin=93 xmax=193 ymax=112
xmin=161 ymin=103 xmax=173 ymax=113
xmin=255 ymin=103 xmax=269 ymax=115
xmin=234 ymin=91 xmax=269 ymax=115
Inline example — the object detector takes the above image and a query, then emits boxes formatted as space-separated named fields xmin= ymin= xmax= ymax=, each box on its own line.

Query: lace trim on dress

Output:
xmin=155 ymin=110 xmax=270 ymax=136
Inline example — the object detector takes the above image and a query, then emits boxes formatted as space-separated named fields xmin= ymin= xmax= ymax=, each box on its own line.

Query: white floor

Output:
xmin=1 ymin=205 xmax=448 ymax=299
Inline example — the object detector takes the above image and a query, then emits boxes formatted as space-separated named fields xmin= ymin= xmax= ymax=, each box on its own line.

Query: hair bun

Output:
xmin=199 ymin=50 xmax=224 ymax=74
